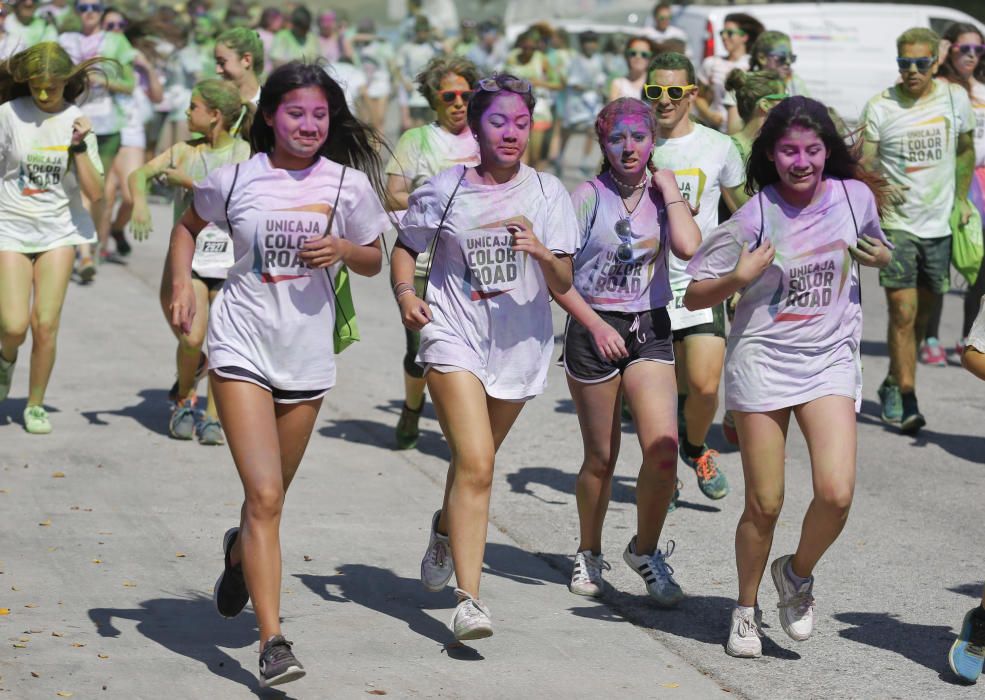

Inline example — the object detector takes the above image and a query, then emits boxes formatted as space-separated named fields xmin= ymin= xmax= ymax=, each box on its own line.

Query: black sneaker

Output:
xmin=213 ymin=527 xmax=249 ymax=618
xmin=111 ymin=228 xmax=132 ymax=256
xmin=259 ymin=635 xmax=305 ymax=688
xmin=900 ymin=392 xmax=926 ymax=435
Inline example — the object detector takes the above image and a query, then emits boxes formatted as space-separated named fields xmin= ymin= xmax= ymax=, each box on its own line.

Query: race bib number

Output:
xmin=460 ymin=222 xmax=526 ymax=300
xmin=192 ymin=224 xmax=234 ymax=275
xmin=667 ymin=282 xmax=713 ymax=330
xmin=255 ymin=210 xmax=327 ymax=283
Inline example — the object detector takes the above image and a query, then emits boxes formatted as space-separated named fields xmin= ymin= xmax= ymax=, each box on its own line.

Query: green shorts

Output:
xmin=96 ymin=132 xmax=121 ymax=173
xmin=879 ymin=230 xmax=951 ymax=294
xmin=672 ymin=303 xmax=726 ymax=343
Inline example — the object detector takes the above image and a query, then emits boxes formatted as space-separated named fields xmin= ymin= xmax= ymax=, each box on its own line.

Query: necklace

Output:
xmin=610 ymin=170 xmax=647 ymax=192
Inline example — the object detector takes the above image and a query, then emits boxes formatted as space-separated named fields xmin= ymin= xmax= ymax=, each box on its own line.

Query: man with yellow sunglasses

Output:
xmin=645 ymin=52 xmax=748 ymax=510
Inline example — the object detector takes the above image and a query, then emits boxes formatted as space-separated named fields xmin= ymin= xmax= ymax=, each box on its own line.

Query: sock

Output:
xmin=683 ymin=439 xmax=704 ymax=459
xmin=900 ymin=391 xmax=918 ymax=413
xmin=785 ymin=560 xmax=811 ymax=588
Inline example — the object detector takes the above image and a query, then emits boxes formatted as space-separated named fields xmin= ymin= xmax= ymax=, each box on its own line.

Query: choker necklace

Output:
xmin=610 ymin=171 xmax=647 ymax=192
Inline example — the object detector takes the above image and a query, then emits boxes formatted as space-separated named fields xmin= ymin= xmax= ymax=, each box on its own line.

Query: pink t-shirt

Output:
xmin=686 ymin=178 xmax=889 ymax=411
xmin=569 ymin=173 xmax=672 ymax=312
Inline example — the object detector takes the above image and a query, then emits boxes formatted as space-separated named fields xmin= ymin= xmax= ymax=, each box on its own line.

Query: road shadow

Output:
xmin=0 ymin=397 xmax=59 ymax=428
xmin=319 ymin=414 xmax=450 ymax=462
xmin=81 ymin=388 xmax=170 ymax=437
xmin=858 ymin=399 xmax=985 ymax=464
xmin=88 ymin=593 xmax=293 ymax=697
xmin=506 ymin=466 xmax=720 ymax=513
xmin=948 ymin=583 xmax=983 ymax=599
xmin=834 ymin=611 xmax=955 ymax=675
xmin=860 ymin=339 xmax=889 ymax=358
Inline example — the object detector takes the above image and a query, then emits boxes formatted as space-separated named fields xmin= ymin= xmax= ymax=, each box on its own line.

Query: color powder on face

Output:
xmin=477 ymin=92 xmax=531 ymax=166
xmin=602 ymin=113 xmax=655 ymax=177
xmin=272 ymin=86 xmax=330 ymax=159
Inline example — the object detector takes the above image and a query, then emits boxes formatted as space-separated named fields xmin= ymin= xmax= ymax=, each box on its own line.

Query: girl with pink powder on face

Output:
xmin=684 ymin=96 xmax=892 ymax=658
xmin=392 ymin=73 xmax=578 ymax=643
xmin=555 ymin=98 xmax=701 ymax=605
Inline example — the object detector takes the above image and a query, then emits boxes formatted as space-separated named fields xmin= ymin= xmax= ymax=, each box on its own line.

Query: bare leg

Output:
xmin=789 ymin=396 xmax=857 ymax=578
xmin=0 ymin=251 xmax=33 ymax=364
xmin=26 ymin=247 xmax=75 ymax=406
xmin=681 ymin=334 xmax=726 ymax=447
xmin=733 ymin=408 xmax=791 ymax=607
xmin=111 ymin=146 xmax=146 ymax=232
xmin=172 ymin=279 xmax=209 ymax=400
xmin=886 ymin=287 xmax=918 ymax=393
xmin=404 ymin=372 xmax=426 ymax=411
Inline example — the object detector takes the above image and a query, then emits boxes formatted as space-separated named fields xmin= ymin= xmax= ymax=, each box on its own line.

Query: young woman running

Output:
xmin=385 ymin=54 xmax=480 ymax=450
xmin=130 ymin=79 xmax=252 ymax=445
xmin=0 ymin=43 xmax=105 ymax=433
xmin=214 ymin=27 xmax=264 ymax=108
xmin=392 ymin=73 xmax=578 ymax=641
xmin=682 ymin=96 xmax=892 ymax=657
xmin=557 ymin=98 xmax=700 ymax=603
xmin=168 ymin=63 xmax=389 ymax=687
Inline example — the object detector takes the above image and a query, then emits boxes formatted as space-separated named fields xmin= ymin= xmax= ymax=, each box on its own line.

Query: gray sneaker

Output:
xmin=623 ymin=536 xmax=684 ymax=607
xmin=169 ymin=401 xmax=196 ymax=440
xmin=197 ymin=417 xmax=225 ymax=446
xmin=420 ymin=510 xmax=453 ymax=591
xmin=450 ymin=588 xmax=493 ymax=641
xmin=877 ymin=377 xmax=902 ymax=424
xmin=258 ymin=635 xmax=305 ymax=688
xmin=771 ymin=554 xmax=815 ymax=642
xmin=0 ymin=354 xmax=14 ymax=401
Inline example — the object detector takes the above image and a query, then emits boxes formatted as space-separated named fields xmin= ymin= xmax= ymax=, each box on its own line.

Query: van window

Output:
xmin=930 ymin=17 xmax=955 ymax=36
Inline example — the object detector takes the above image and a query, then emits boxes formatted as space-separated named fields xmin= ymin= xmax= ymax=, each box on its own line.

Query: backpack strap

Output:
xmin=840 ymin=178 xmax=859 ymax=239
xmin=223 ymin=162 xmax=241 ymax=234
xmin=754 ymin=189 xmax=765 ymax=249
xmin=421 ymin=165 xmax=466 ymax=299
xmin=585 ymin=180 xmax=600 ymax=246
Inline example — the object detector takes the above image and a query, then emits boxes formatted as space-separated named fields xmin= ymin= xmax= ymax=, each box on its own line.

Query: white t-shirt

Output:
xmin=967 ymin=297 xmax=985 ymax=354
xmin=861 ymin=80 xmax=975 ymax=238
xmin=969 ymin=79 xmax=985 ymax=169
xmin=652 ymin=122 xmax=744 ymax=327
xmin=193 ymin=153 xmax=390 ymax=391
xmin=569 ymin=174 xmax=672 ymax=312
xmin=386 ymin=122 xmax=480 ymax=193
xmin=699 ymin=55 xmax=750 ymax=132
xmin=0 ymin=97 xmax=102 ymax=253
xmin=59 ymin=31 xmax=136 ymax=136
xmin=398 ymin=165 xmax=579 ymax=400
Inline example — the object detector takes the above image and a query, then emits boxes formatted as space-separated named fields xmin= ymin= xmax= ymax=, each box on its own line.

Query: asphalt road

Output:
xmin=1 ymin=192 xmax=983 ymax=699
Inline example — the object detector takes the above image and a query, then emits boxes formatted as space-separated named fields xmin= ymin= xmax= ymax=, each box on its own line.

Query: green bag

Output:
xmin=332 ymin=263 xmax=359 ymax=353
xmin=327 ymin=165 xmax=359 ymax=354
xmin=951 ymin=200 xmax=983 ymax=286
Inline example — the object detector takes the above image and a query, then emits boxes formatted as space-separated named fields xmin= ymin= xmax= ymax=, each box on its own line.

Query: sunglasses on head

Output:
xmin=77 ymin=3 xmax=104 ymax=13
xmin=953 ymin=43 xmax=985 ymax=57
xmin=477 ymin=75 xmax=532 ymax=94
xmin=643 ymin=83 xmax=695 ymax=101
xmin=896 ymin=56 xmax=935 ymax=73
xmin=439 ymin=89 xmax=473 ymax=104
xmin=626 ymin=49 xmax=652 ymax=59
xmin=720 ymin=29 xmax=746 ymax=38
xmin=766 ymin=51 xmax=797 ymax=66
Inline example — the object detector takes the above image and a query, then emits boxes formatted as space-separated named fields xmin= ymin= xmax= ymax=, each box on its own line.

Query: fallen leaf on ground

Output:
xmin=18 ymin=637 xmax=29 ymax=642
xmin=0 ymin=608 xmax=9 ymax=615
xmin=303 ymin=555 xmax=312 ymax=562
xmin=71 ymin=643 xmax=85 ymax=648
xmin=51 ymin=632 xmax=63 ymax=637
xmin=38 ymin=520 xmax=51 ymax=527
xmin=0 ymin=489 xmax=8 ymax=493
xmin=91 ymin=559 xmax=101 ymax=564
xmin=30 ymin=671 xmax=39 ymax=678
xmin=57 ymin=693 xmax=73 ymax=698
xmin=51 ymin=472 xmax=65 ymax=478
xmin=122 ymin=581 xmax=136 ymax=588
xmin=175 ymin=553 xmax=186 ymax=558
xmin=97 ymin=654 xmax=109 ymax=659
xmin=366 ymin=691 xmax=387 ymax=696
xmin=661 ymin=683 xmax=680 ymax=689
xmin=12 ymin=643 xmax=26 ymax=648
xmin=24 ymin=603 xmax=37 ymax=608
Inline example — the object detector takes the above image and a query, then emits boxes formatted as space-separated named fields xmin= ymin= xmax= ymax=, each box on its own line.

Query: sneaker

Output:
xmin=420 ymin=510 xmax=453 ymax=592
xmin=258 ymin=635 xmax=305 ymax=688
xmin=450 ymin=588 xmax=493 ymax=641
xmin=726 ymin=605 xmax=764 ymax=658
xmin=948 ymin=339 xmax=967 ymax=366
xmin=623 ymin=537 xmax=684 ymax=607
xmin=23 ymin=405 xmax=52 ymax=434
xmin=569 ymin=550 xmax=610 ymax=597
xmin=770 ymin=555 xmax=815 ymax=642
xmin=78 ymin=256 xmax=96 ymax=283
xmin=213 ymin=527 xmax=249 ymax=618
xmin=877 ymin=377 xmax=902 ymax=424
xmin=900 ymin=392 xmax=926 ymax=435
xmin=722 ymin=410 xmax=739 ymax=446
xmin=949 ymin=607 xmax=985 ymax=683
xmin=168 ymin=353 xmax=208 ymax=403
xmin=680 ymin=445 xmax=729 ymax=500
xmin=0 ymin=353 xmax=15 ymax=401
xmin=169 ymin=399 xmax=196 ymax=440
xmin=395 ymin=400 xmax=423 ymax=450
xmin=111 ymin=228 xmax=131 ymax=257
xmin=667 ymin=479 xmax=682 ymax=514
xmin=197 ymin=416 xmax=225 ymax=446
xmin=918 ymin=337 xmax=947 ymax=367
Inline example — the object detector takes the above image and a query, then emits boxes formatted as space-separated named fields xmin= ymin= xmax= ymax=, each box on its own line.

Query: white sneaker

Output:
xmin=771 ymin=555 xmax=815 ymax=641
xmin=450 ymin=588 xmax=493 ymax=641
xmin=622 ymin=536 xmax=684 ymax=607
xmin=569 ymin=550 xmax=610 ymax=597
xmin=420 ymin=510 xmax=453 ymax=592
xmin=0 ymin=354 xmax=14 ymax=401
xmin=726 ymin=606 xmax=764 ymax=658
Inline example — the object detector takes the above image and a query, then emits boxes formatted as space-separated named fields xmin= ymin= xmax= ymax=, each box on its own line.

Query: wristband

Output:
xmin=395 ymin=288 xmax=415 ymax=302
xmin=393 ymin=282 xmax=414 ymax=299
xmin=69 ymin=141 xmax=88 ymax=154
xmin=665 ymin=200 xmax=686 ymax=206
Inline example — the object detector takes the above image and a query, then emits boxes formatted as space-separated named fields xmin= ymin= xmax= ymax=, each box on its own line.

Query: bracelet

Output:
xmin=395 ymin=288 xmax=415 ymax=302
xmin=665 ymin=200 xmax=686 ymax=206
xmin=68 ymin=141 xmax=87 ymax=155
xmin=393 ymin=282 xmax=414 ymax=299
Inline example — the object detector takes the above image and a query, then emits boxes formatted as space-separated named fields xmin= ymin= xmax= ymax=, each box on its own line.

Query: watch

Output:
xmin=68 ymin=141 xmax=87 ymax=154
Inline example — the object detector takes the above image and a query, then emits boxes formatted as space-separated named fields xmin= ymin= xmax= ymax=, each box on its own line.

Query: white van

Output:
xmin=668 ymin=3 xmax=984 ymax=124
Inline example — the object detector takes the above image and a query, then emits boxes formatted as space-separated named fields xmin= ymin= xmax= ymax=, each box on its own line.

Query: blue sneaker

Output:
xmin=169 ymin=399 xmax=196 ymax=440
xmin=950 ymin=607 xmax=985 ymax=683
xmin=877 ymin=378 xmax=902 ymax=424
xmin=680 ymin=444 xmax=729 ymax=500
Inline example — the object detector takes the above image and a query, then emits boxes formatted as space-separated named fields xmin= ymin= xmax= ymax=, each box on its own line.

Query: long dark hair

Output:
xmin=250 ymin=60 xmax=387 ymax=204
xmin=746 ymin=96 xmax=888 ymax=212
xmin=937 ymin=22 xmax=985 ymax=94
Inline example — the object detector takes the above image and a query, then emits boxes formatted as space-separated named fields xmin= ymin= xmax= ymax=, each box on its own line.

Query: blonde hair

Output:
xmin=0 ymin=42 xmax=114 ymax=105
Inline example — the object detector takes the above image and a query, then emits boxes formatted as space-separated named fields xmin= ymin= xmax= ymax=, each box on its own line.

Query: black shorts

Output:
xmin=212 ymin=366 xmax=329 ymax=404
xmin=192 ymin=271 xmax=225 ymax=293
xmin=672 ymin=303 xmax=726 ymax=343
xmin=563 ymin=308 xmax=674 ymax=383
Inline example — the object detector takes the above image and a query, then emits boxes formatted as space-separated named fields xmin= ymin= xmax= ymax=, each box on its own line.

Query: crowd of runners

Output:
xmin=0 ymin=0 xmax=983 ymax=690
